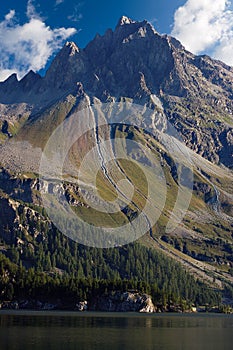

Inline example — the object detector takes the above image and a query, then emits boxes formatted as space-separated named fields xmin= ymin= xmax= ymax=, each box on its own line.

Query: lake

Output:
xmin=0 ymin=311 xmax=233 ymax=350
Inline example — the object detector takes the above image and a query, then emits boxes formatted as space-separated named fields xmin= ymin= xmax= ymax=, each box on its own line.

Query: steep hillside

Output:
xmin=0 ymin=17 xmax=232 ymax=300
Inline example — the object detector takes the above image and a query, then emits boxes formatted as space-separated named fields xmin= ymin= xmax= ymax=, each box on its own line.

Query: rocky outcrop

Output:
xmin=0 ymin=71 xmax=42 ymax=105
xmin=0 ymin=300 xmax=58 ymax=310
xmin=0 ymin=292 xmax=155 ymax=313
xmin=90 ymin=291 xmax=155 ymax=313
xmin=76 ymin=301 xmax=88 ymax=311
xmin=0 ymin=173 xmax=50 ymax=245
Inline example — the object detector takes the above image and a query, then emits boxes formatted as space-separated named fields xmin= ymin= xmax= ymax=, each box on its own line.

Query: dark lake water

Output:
xmin=0 ymin=311 xmax=233 ymax=350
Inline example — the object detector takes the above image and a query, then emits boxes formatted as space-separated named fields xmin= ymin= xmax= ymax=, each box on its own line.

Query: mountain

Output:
xmin=0 ymin=17 xmax=233 ymax=306
xmin=1 ymin=17 xmax=232 ymax=167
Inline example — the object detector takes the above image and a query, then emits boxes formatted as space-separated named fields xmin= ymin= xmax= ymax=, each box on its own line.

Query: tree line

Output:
xmin=0 ymin=225 xmax=221 ymax=307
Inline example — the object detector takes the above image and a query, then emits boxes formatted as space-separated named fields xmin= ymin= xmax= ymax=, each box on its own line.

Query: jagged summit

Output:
xmin=21 ymin=70 xmax=41 ymax=81
xmin=0 ymin=16 xmax=232 ymax=301
xmin=20 ymin=70 xmax=41 ymax=90
xmin=115 ymin=16 xmax=158 ymax=35
xmin=0 ymin=16 xmax=233 ymax=169
xmin=3 ymin=73 xmax=18 ymax=84
xmin=116 ymin=15 xmax=136 ymax=27
xmin=64 ymin=41 xmax=80 ymax=56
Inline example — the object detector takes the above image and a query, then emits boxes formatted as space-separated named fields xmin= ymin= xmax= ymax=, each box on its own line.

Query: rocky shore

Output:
xmin=0 ymin=292 xmax=156 ymax=313
xmin=1 ymin=291 xmax=232 ymax=313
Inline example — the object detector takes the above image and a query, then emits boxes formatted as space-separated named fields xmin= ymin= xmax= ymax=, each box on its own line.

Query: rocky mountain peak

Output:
xmin=64 ymin=41 xmax=80 ymax=56
xmin=47 ymin=41 xmax=80 ymax=68
xmin=113 ymin=16 xmax=157 ymax=42
xmin=116 ymin=16 xmax=136 ymax=27
xmin=0 ymin=17 xmax=233 ymax=296
xmin=43 ymin=40 xmax=87 ymax=93
xmin=3 ymin=73 xmax=18 ymax=84
xmin=20 ymin=70 xmax=41 ymax=88
xmin=0 ymin=17 xmax=232 ymax=167
xmin=0 ymin=73 xmax=19 ymax=101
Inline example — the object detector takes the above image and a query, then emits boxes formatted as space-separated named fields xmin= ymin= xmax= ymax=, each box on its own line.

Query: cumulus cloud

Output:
xmin=0 ymin=1 xmax=76 ymax=81
xmin=171 ymin=0 xmax=233 ymax=66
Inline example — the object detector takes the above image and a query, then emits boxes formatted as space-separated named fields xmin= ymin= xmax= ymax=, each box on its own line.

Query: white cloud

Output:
xmin=0 ymin=69 xmax=18 ymax=82
xmin=214 ymin=35 xmax=233 ymax=64
xmin=55 ymin=0 xmax=64 ymax=6
xmin=26 ymin=0 xmax=40 ymax=19
xmin=5 ymin=10 xmax=15 ymax=21
xmin=171 ymin=0 xmax=233 ymax=66
xmin=0 ymin=1 xmax=76 ymax=81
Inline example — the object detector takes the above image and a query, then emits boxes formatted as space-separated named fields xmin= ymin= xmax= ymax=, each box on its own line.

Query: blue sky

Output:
xmin=0 ymin=0 xmax=233 ymax=81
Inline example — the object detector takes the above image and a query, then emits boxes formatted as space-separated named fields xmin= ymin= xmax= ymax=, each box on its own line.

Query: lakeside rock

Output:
xmin=76 ymin=301 xmax=88 ymax=312
xmin=0 ymin=291 xmax=156 ymax=313
xmin=1 ymin=295 xmax=233 ymax=313
xmin=90 ymin=291 xmax=156 ymax=313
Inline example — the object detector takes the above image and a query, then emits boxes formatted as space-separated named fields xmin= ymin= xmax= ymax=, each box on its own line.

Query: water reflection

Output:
xmin=0 ymin=312 xmax=233 ymax=350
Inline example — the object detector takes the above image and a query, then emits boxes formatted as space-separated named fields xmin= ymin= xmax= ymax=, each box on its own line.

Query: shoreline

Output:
xmin=0 ymin=309 xmax=232 ymax=316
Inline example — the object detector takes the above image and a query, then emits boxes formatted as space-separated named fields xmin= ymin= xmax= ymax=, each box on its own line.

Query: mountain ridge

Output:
xmin=0 ymin=16 xmax=232 ymax=167
xmin=0 ymin=17 xmax=232 ymax=296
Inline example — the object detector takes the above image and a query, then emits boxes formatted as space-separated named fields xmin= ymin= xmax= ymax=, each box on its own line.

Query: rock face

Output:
xmin=0 ymin=17 xmax=232 ymax=288
xmin=0 ymin=16 xmax=232 ymax=167
xmin=91 ymin=291 xmax=155 ymax=313
xmin=76 ymin=301 xmax=88 ymax=311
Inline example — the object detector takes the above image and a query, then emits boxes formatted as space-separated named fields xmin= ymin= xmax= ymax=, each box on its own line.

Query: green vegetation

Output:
xmin=0 ymin=122 xmax=232 ymax=309
xmin=0 ymin=227 xmax=221 ymax=307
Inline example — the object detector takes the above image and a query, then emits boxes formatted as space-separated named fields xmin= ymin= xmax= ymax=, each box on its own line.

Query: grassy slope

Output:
xmin=0 ymin=98 xmax=232 ymax=290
